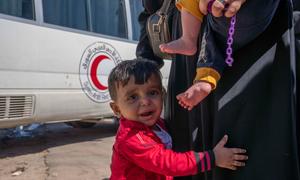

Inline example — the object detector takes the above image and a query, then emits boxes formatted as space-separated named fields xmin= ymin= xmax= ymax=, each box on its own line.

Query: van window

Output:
xmin=0 ymin=0 xmax=34 ymax=20
xmin=42 ymin=0 xmax=127 ymax=39
xmin=90 ymin=0 xmax=127 ymax=39
xmin=129 ymin=0 xmax=143 ymax=41
xmin=42 ymin=0 xmax=88 ymax=31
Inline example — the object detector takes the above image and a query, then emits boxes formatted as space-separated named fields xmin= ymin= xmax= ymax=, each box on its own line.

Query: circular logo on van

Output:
xmin=79 ymin=42 xmax=122 ymax=103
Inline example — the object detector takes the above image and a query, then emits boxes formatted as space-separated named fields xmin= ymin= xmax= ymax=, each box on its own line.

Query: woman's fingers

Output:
xmin=199 ymin=0 xmax=210 ymax=15
xmin=211 ymin=0 xmax=226 ymax=17
xmin=201 ymin=0 xmax=246 ymax=17
xmin=224 ymin=0 xmax=245 ymax=17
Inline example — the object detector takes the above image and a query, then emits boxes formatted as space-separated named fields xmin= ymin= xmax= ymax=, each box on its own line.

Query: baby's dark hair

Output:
xmin=108 ymin=58 xmax=162 ymax=101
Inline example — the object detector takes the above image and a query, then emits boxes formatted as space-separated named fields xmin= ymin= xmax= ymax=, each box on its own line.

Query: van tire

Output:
xmin=66 ymin=122 xmax=96 ymax=128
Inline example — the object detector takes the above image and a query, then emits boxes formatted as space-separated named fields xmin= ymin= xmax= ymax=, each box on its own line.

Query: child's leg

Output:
xmin=159 ymin=9 xmax=201 ymax=56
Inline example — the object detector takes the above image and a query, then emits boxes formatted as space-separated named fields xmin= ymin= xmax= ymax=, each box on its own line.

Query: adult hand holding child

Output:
xmin=199 ymin=0 xmax=246 ymax=17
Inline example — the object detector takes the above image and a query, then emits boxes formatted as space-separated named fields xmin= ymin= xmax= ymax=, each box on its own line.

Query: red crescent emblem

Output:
xmin=90 ymin=55 xmax=110 ymax=90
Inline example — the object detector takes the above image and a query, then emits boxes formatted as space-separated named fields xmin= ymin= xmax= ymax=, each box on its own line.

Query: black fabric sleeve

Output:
xmin=294 ymin=0 xmax=300 ymax=10
xmin=136 ymin=0 xmax=164 ymax=68
xmin=197 ymin=18 xmax=227 ymax=74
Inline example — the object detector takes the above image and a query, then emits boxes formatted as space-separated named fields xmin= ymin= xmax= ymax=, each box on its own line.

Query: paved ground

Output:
xmin=0 ymin=119 xmax=117 ymax=180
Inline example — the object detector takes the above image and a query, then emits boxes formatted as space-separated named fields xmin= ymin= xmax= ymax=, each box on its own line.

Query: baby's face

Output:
xmin=113 ymin=74 xmax=163 ymax=126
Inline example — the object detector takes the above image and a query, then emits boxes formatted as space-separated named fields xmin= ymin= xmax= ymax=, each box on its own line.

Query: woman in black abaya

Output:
xmin=178 ymin=0 xmax=300 ymax=179
xmin=137 ymin=0 xmax=300 ymax=179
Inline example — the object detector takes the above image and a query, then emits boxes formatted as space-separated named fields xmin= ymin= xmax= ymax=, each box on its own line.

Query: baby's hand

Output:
xmin=199 ymin=0 xmax=246 ymax=18
xmin=176 ymin=81 xmax=212 ymax=111
xmin=213 ymin=135 xmax=248 ymax=170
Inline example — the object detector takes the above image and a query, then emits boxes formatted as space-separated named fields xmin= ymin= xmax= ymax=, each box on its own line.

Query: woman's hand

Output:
xmin=199 ymin=0 xmax=246 ymax=18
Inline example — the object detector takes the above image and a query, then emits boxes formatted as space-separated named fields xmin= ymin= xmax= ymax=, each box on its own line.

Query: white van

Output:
xmin=0 ymin=0 xmax=171 ymax=129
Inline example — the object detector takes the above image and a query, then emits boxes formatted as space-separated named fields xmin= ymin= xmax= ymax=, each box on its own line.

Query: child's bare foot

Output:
xmin=176 ymin=81 xmax=212 ymax=110
xmin=159 ymin=37 xmax=197 ymax=56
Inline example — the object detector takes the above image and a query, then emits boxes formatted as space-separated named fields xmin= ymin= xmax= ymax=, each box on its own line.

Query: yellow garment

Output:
xmin=194 ymin=67 xmax=221 ymax=90
xmin=176 ymin=0 xmax=204 ymax=21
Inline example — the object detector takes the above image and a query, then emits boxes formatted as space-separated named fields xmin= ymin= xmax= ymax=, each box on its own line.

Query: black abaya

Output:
xmin=200 ymin=0 xmax=300 ymax=179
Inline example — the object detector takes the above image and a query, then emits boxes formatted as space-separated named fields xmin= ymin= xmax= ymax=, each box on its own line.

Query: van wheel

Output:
xmin=66 ymin=122 xmax=96 ymax=128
